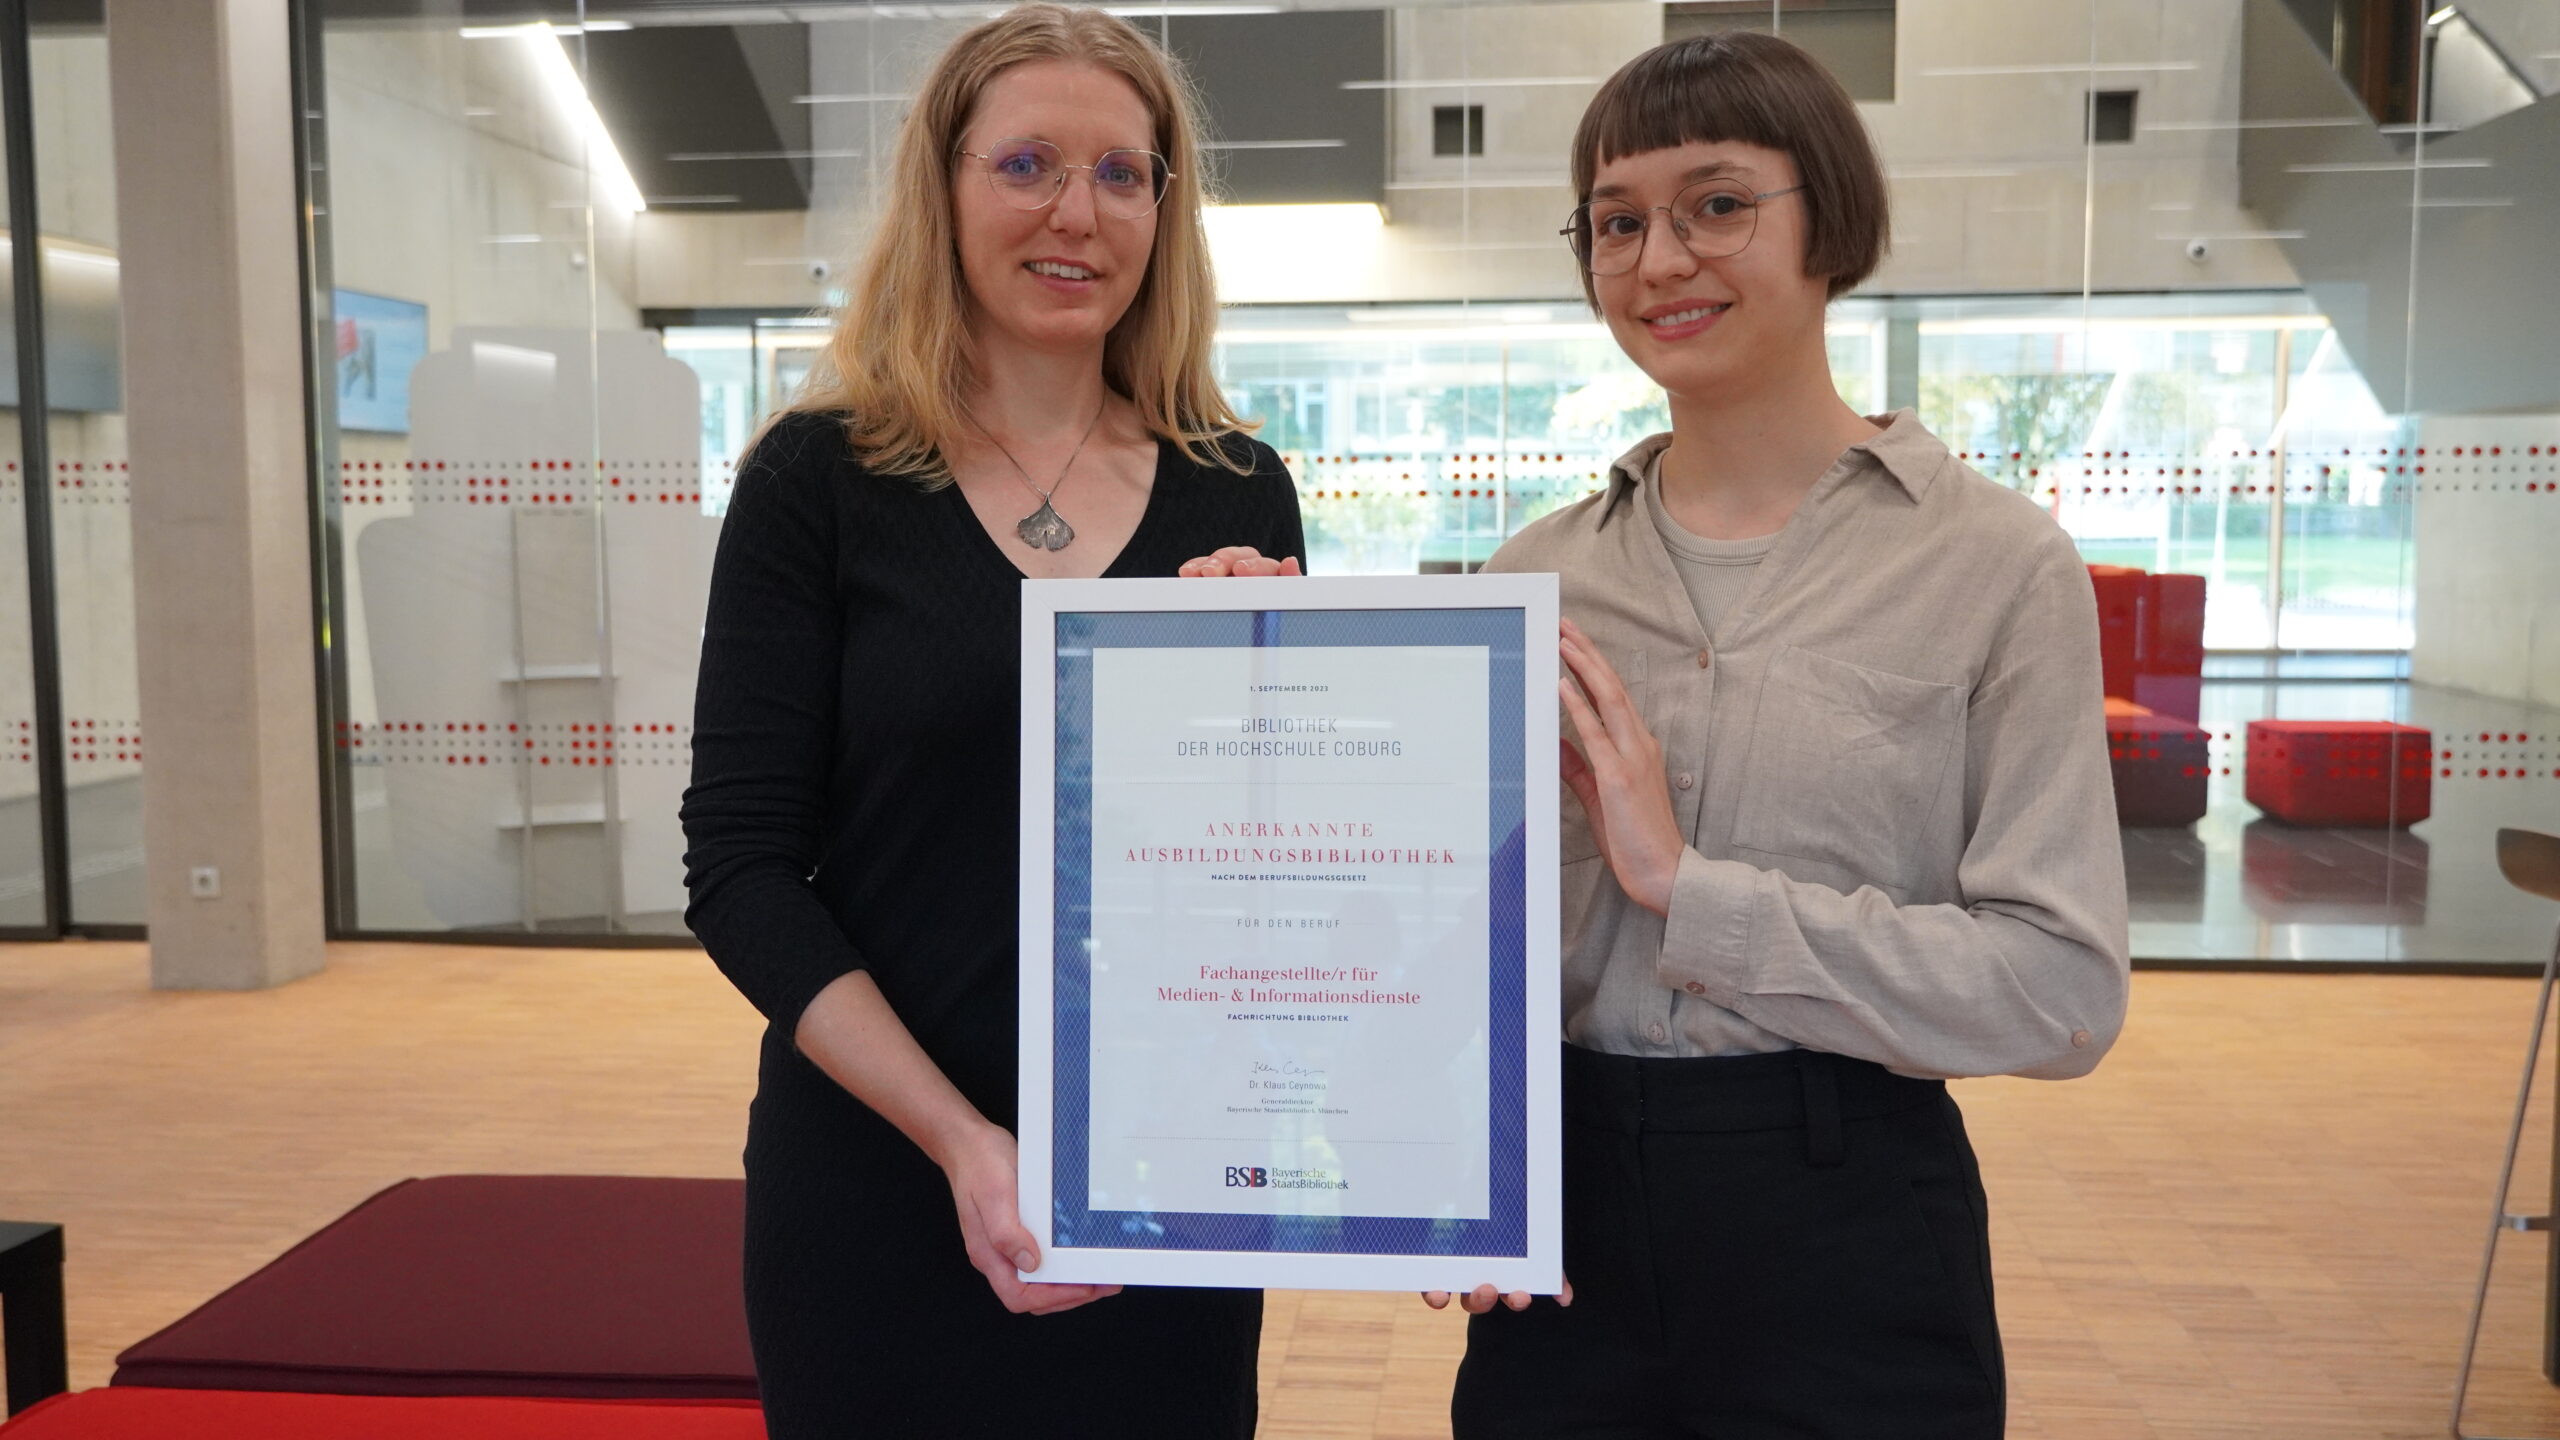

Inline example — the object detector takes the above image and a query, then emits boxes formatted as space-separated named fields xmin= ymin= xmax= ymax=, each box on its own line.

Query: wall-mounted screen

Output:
xmin=332 ymin=288 xmax=427 ymax=434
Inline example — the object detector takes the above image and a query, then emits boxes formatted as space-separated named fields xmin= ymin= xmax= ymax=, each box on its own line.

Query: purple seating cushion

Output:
xmin=111 ymin=1176 xmax=755 ymax=1401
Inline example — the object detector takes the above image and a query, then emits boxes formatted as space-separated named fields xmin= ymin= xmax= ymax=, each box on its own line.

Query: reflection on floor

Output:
xmin=2128 ymin=680 xmax=2560 ymax=965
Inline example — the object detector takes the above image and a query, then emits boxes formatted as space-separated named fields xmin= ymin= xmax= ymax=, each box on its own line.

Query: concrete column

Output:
xmin=104 ymin=0 xmax=325 ymax=989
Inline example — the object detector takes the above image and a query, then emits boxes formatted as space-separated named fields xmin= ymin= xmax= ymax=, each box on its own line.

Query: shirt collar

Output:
xmin=1597 ymin=408 xmax=1947 ymax=525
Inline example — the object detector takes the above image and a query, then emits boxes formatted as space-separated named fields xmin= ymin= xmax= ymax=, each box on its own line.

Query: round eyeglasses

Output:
xmin=957 ymin=137 xmax=1174 ymax=220
xmin=1561 ymin=180 xmax=1807 ymax=277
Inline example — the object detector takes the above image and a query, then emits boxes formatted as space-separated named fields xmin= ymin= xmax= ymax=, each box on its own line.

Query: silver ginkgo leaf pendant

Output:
xmin=1015 ymin=500 xmax=1076 ymax=551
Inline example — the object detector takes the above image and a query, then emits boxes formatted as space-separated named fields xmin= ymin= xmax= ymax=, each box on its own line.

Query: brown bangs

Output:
xmin=1569 ymin=30 xmax=1888 ymax=299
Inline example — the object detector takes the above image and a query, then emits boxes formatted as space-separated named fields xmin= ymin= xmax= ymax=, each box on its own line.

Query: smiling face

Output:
xmin=952 ymin=59 xmax=1160 ymax=362
xmin=1586 ymin=139 xmax=1834 ymax=407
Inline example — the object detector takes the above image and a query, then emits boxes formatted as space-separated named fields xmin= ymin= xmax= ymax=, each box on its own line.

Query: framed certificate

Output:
xmin=1019 ymin=574 xmax=1562 ymax=1293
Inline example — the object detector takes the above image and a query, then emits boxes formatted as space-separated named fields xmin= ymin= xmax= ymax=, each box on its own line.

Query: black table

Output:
xmin=0 ymin=1222 xmax=65 ymax=1415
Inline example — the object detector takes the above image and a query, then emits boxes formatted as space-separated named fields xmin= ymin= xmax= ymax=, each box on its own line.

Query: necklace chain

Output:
xmin=966 ymin=401 xmax=1106 ymax=552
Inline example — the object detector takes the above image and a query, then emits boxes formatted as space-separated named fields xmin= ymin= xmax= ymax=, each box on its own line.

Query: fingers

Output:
xmin=1559 ymin=736 xmax=1593 ymax=785
xmin=970 ymin=1244 xmax=1119 ymax=1315
xmin=1017 ymin=1281 xmax=1119 ymax=1316
xmin=963 ymin=1227 xmax=1046 ymax=1313
xmin=1559 ymin=738 xmax=1613 ymax=863
xmin=953 ymin=1175 xmax=1040 ymax=1287
xmin=1555 ymin=624 xmax=1619 ymax=725
xmin=1559 ymin=738 xmax=1602 ymax=815
xmin=1558 ymin=675 xmax=1610 ymax=769
xmin=1559 ymin=621 xmax=1646 ymax=748
xmin=1221 ymin=548 xmax=1296 ymax=578
xmin=967 ymin=1249 xmax=1034 ymax=1310
xmin=968 ymin=1202 xmax=1114 ymax=1315
xmin=975 ymin=1190 xmax=1040 ymax=1276
xmin=1176 ymin=548 xmax=1301 ymax=579
xmin=943 ymin=1134 xmax=1107 ymax=1317
xmin=1428 ymin=1282 xmax=1564 ymax=1313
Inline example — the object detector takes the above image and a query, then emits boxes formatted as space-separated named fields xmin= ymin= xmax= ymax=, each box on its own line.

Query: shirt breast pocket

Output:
xmin=1729 ymin=646 xmax=1964 ymax=889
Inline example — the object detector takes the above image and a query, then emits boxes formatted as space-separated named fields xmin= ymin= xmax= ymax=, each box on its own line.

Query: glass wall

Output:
xmin=305 ymin=7 xmax=660 ymax=933
xmin=0 ymin=17 xmax=51 ymax=931
xmin=0 ymin=8 xmax=140 ymax=936
xmin=31 ymin=13 xmax=141 ymax=927
xmin=296 ymin=0 xmax=2557 ymax=962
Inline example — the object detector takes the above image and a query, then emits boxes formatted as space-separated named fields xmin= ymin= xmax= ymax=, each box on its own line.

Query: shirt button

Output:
xmin=1684 ymin=981 xmax=1705 ymax=996
xmin=1695 ymin=649 xmax=1712 ymax=669
xmin=1648 ymin=1023 xmax=1668 ymax=1044
xmin=2070 ymin=1029 xmax=2092 ymax=1049
xmin=1675 ymin=772 xmax=1695 ymax=790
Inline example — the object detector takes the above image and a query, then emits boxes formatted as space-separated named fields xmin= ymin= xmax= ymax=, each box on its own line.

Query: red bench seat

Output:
xmin=0 ymin=1389 xmax=760 ymax=1439
xmin=111 ymin=1176 xmax=755 ymax=1401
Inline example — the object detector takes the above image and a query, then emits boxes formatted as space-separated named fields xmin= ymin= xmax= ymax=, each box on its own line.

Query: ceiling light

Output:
xmin=1341 ymin=77 xmax=1596 ymax=90
xmin=507 ymin=26 xmax=647 ymax=213
xmin=1204 ymin=203 xmax=1384 ymax=304
xmin=461 ymin=20 xmax=633 ymax=38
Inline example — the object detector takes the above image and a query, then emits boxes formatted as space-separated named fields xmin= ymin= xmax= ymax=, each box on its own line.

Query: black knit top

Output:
xmin=681 ymin=410 xmax=1307 ymax=1125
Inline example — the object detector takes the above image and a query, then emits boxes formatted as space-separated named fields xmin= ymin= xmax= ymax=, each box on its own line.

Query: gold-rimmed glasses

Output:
xmin=1562 ymin=180 xmax=1807 ymax=276
xmin=956 ymin=137 xmax=1174 ymax=219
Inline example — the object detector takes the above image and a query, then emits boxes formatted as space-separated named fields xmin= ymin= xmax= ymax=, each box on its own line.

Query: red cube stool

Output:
xmin=111 ymin=1176 xmax=754 ymax=1401
xmin=2130 ymin=671 xmax=2202 ymax=725
xmin=2244 ymin=720 xmax=2433 ymax=827
xmin=2105 ymin=701 xmax=2210 ymax=827
xmin=2085 ymin=565 xmax=2144 ymax=701
xmin=0 ymin=1389 xmax=761 ymax=1439
xmin=2132 ymin=570 xmax=2207 ymax=722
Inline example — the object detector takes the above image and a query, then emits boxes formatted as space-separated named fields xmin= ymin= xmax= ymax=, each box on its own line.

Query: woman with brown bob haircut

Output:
xmin=680 ymin=6 xmax=1300 ymax=1436
xmin=1434 ymin=30 xmax=2128 ymax=1439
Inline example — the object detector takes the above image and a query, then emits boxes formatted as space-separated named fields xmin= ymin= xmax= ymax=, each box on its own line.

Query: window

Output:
xmin=2089 ymin=88 xmax=2138 ymax=143
xmin=1664 ymin=0 xmax=1897 ymax=102
xmin=1431 ymin=104 xmax=1483 ymax=157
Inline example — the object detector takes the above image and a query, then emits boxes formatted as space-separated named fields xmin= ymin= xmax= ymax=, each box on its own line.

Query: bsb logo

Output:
xmin=1225 ymin=1166 xmax=1269 ymax=1188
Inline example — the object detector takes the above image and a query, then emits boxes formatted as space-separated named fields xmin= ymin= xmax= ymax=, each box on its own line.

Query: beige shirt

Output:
xmin=1642 ymin=450 xmax=1777 ymax=646
xmin=1484 ymin=412 xmax=2130 ymax=1080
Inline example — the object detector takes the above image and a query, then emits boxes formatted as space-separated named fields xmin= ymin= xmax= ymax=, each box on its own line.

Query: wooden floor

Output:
xmin=9 ymin=941 xmax=2560 ymax=1438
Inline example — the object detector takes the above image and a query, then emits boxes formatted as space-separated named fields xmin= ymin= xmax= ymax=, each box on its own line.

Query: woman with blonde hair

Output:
xmin=680 ymin=7 xmax=1300 ymax=1435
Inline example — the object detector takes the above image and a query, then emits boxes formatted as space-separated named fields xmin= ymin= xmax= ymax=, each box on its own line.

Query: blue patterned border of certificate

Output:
xmin=1051 ymin=608 xmax=1528 ymax=1259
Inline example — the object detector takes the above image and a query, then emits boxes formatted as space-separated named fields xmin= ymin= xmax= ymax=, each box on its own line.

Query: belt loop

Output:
xmin=1797 ymin=1051 xmax=1844 ymax=1167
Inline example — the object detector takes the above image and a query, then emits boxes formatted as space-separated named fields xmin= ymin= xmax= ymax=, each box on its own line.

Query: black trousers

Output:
xmin=1453 ymin=1045 xmax=2005 ymax=1439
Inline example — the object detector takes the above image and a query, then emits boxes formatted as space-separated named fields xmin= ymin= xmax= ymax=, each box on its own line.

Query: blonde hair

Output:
xmin=789 ymin=3 xmax=1250 ymax=482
